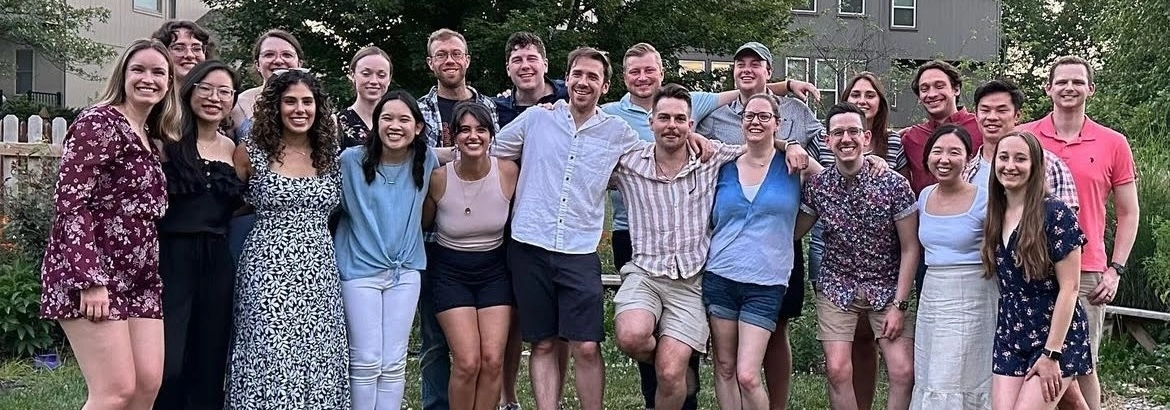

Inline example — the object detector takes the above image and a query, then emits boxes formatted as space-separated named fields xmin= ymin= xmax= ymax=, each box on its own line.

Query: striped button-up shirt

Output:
xmin=612 ymin=142 xmax=744 ymax=279
xmin=493 ymin=100 xmax=641 ymax=254
xmin=960 ymin=147 xmax=1080 ymax=212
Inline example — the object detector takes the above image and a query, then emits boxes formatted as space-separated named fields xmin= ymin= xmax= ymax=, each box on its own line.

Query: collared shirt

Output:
xmin=961 ymin=146 xmax=1080 ymax=212
xmin=696 ymin=93 xmax=822 ymax=146
xmin=612 ymin=142 xmax=742 ymax=279
xmin=493 ymin=100 xmax=641 ymax=254
xmin=801 ymin=161 xmax=917 ymax=310
xmin=899 ymin=108 xmax=984 ymax=194
xmin=1019 ymin=113 xmax=1137 ymax=272
xmin=418 ymin=85 xmax=499 ymax=148
xmin=495 ymin=78 xmax=570 ymax=127
xmin=602 ymin=91 xmax=722 ymax=231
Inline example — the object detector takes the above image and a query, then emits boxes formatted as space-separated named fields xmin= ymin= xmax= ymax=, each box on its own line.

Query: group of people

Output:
xmin=34 ymin=16 xmax=1138 ymax=410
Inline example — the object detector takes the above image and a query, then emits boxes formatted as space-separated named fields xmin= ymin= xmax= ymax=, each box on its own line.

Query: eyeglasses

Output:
xmin=431 ymin=51 xmax=468 ymax=61
xmin=194 ymin=82 xmax=236 ymax=100
xmin=742 ymin=111 xmax=775 ymax=123
xmin=828 ymin=127 xmax=865 ymax=138
xmin=272 ymin=67 xmax=312 ymax=77
xmin=169 ymin=44 xmax=204 ymax=56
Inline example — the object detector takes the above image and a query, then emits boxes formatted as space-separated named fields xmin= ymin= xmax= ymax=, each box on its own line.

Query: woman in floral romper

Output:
xmin=982 ymin=131 xmax=1092 ymax=410
xmin=39 ymin=38 xmax=181 ymax=409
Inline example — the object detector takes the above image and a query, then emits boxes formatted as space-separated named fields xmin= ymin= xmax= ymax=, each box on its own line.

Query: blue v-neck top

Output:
xmin=706 ymin=152 xmax=801 ymax=286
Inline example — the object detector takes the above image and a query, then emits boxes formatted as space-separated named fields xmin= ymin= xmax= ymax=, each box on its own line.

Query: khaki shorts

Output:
xmin=814 ymin=290 xmax=915 ymax=342
xmin=614 ymin=264 xmax=709 ymax=353
xmin=1079 ymin=272 xmax=1106 ymax=364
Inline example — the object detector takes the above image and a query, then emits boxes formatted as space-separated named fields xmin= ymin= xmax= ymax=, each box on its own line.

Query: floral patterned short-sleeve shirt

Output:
xmin=801 ymin=161 xmax=917 ymax=310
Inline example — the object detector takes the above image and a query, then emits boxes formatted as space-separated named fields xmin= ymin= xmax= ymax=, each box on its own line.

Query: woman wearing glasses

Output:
xmin=150 ymin=20 xmax=215 ymax=84
xmin=229 ymin=29 xmax=304 ymax=141
xmin=704 ymin=94 xmax=821 ymax=410
xmin=153 ymin=60 xmax=243 ymax=409
xmin=227 ymin=69 xmax=348 ymax=409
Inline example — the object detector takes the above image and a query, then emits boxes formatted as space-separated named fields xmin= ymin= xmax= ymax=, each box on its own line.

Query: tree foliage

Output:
xmin=0 ymin=0 xmax=111 ymax=79
xmin=205 ymin=0 xmax=801 ymax=102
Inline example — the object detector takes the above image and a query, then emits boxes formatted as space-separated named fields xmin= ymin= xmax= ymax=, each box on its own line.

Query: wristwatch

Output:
xmin=1109 ymin=262 xmax=1127 ymax=275
xmin=1041 ymin=348 xmax=1063 ymax=361
xmin=892 ymin=299 xmax=910 ymax=311
xmin=782 ymin=139 xmax=798 ymax=151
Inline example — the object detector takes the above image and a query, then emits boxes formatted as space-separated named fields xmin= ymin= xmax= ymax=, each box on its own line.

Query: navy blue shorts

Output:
xmin=702 ymin=273 xmax=787 ymax=332
xmin=507 ymin=241 xmax=604 ymax=343
xmin=428 ymin=244 xmax=513 ymax=313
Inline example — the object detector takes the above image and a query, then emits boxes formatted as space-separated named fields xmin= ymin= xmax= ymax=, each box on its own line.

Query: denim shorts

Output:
xmin=701 ymin=272 xmax=787 ymax=332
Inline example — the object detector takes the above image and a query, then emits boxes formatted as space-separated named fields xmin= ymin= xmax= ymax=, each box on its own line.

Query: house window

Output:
xmin=679 ymin=59 xmax=706 ymax=74
xmin=134 ymin=0 xmax=162 ymax=13
xmin=785 ymin=58 xmax=810 ymax=83
xmin=838 ymin=0 xmax=864 ymax=15
xmin=889 ymin=79 xmax=898 ymax=107
xmin=793 ymin=0 xmax=816 ymax=12
xmin=815 ymin=59 xmax=839 ymax=114
xmin=15 ymin=49 xmax=33 ymax=94
xmin=710 ymin=61 xmax=733 ymax=73
xmin=892 ymin=0 xmax=917 ymax=28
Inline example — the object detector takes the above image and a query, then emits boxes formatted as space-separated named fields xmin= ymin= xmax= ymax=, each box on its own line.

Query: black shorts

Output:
xmin=778 ymin=239 xmax=806 ymax=320
xmin=611 ymin=230 xmax=633 ymax=272
xmin=507 ymin=241 xmax=604 ymax=343
xmin=428 ymin=243 xmax=513 ymax=313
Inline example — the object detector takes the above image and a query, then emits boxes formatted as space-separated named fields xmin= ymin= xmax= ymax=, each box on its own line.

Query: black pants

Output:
xmin=612 ymin=230 xmax=700 ymax=410
xmin=154 ymin=232 xmax=236 ymax=410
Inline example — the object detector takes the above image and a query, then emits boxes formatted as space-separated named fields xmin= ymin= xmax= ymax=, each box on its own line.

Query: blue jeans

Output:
xmin=419 ymin=271 xmax=450 ymax=410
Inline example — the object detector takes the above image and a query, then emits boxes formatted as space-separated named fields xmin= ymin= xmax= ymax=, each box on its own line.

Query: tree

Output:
xmin=0 ymin=0 xmax=111 ymax=79
xmin=205 ymin=0 xmax=802 ymax=102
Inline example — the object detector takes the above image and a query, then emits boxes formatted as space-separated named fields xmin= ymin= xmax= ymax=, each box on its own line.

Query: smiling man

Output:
xmin=899 ymin=60 xmax=984 ymax=195
xmin=495 ymin=32 xmax=569 ymax=127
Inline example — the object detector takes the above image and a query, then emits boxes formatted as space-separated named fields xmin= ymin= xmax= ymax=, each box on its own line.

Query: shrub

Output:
xmin=0 ymin=249 xmax=58 ymax=357
xmin=0 ymin=156 xmax=61 ymax=358
xmin=1105 ymin=128 xmax=1170 ymax=311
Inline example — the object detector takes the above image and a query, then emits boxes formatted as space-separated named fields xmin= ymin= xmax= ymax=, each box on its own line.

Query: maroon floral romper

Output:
xmin=39 ymin=105 xmax=168 ymax=320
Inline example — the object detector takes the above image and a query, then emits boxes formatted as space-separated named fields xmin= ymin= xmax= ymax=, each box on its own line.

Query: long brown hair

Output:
xmin=95 ymin=39 xmax=182 ymax=143
xmin=250 ymin=70 xmax=338 ymax=174
xmin=981 ymin=131 xmax=1050 ymax=280
xmin=842 ymin=72 xmax=890 ymax=158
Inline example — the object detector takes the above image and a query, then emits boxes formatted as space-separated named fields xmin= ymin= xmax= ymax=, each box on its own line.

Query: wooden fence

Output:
xmin=0 ymin=115 xmax=66 ymax=191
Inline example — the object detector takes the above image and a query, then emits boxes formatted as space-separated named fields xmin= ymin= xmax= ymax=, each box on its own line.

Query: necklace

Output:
xmin=654 ymin=159 xmax=685 ymax=180
xmin=456 ymin=161 xmax=490 ymax=215
xmin=285 ymin=145 xmax=310 ymax=157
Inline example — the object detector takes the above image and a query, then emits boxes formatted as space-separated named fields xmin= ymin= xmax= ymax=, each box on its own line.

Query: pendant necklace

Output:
xmin=459 ymin=165 xmax=489 ymax=216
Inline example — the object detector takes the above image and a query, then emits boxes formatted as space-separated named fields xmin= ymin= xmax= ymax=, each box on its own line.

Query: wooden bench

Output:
xmin=1104 ymin=305 xmax=1170 ymax=352
xmin=602 ymin=274 xmax=621 ymax=287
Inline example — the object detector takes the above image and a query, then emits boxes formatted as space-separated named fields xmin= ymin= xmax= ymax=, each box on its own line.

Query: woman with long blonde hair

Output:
xmin=39 ymin=38 xmax=180 ymax=410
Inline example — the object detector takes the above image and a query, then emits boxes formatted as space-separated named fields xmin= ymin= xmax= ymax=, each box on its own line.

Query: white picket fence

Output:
xmin=0 ymin=115 xmax=67 ymax=191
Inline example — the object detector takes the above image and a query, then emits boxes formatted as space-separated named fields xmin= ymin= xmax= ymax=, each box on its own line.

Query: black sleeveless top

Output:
xmin=157 ymin=159 xmax=244 ymax=235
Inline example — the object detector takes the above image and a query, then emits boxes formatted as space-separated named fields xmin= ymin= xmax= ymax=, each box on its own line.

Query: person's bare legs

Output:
xmin=876 ymin=335 xmax=914 ymax=410
xmin=992 ymin=375 xmax=1025 ymax=410
xmin=763 ymin=320 xmax=792 ymax=410
xmin=60 ymin=319 xmax=138 ymax=410
xmin=824 ymin=340 xmax=859 ymax=410
xmin=736 ymin=322 xmax=773 ymax=410
xmin=125 ymin=318 xmax=163 ymax=410
xmin=529 ymin=339 xmax=564 ymax=410
xmin=570 ymin=341 xmax=605 ymax=410
xmin=852 ymin=316 xmax=879 ymax=410
xmin=1057 ymin=375 xmax=1098 ymax=410
xmin=1015 ymin=375 xmax=1074 ymax=410
xmin=475 ymin=306 xmax=512 ymax=410
xmin=499 ymin=311 xmax=522 ymax=408
xmin=440 ymin=307 xmax=483 ymax=410
xmin=615 ymin=309 xmax=658 ymax=363
xmin=654 ymin=337 xmax=694 ymax=410
xmin=710 ymin=316 xmax=742 ymax=410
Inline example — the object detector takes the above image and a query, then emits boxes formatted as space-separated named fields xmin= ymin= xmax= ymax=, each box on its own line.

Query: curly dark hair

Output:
xmin=250 ymin=70 xmax=338 ymax=174
xmin=362 ymin=90 xmax=428 ymax=188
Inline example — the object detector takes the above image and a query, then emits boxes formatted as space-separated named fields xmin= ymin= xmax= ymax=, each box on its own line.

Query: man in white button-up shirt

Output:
xmin=493 ymin=47 xmax=710 ymax=410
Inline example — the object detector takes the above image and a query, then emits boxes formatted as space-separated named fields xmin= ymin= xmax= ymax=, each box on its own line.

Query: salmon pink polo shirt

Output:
xmin=899 ymin=108 xmax=984 ymax=194
xmin=1019 ymin=113 xmax=1137 ymax=272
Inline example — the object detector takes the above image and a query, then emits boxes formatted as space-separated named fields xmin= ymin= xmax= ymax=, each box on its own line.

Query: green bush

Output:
xmin=1104 ymin=132 xmax=1170 ymax=311
xmin=0 ymin=250 xmax=58 ymax=357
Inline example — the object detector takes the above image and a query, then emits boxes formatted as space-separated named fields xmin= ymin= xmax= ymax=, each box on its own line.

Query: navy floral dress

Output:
xmin=993 ymin=198 xmax=1093 ymax=377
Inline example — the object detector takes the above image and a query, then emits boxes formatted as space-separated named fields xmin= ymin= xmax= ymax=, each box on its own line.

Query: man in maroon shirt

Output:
xmin=899 ymin=60 xmax=984 ymax=195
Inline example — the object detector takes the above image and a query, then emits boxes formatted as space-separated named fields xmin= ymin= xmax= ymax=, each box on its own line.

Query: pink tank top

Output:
xmin=435 ymin=158 xmax=511 ymax=251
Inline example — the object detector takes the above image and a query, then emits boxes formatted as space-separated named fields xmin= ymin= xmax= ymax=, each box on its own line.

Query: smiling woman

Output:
xmin=38 ymin=38 xmax=179 ymax=410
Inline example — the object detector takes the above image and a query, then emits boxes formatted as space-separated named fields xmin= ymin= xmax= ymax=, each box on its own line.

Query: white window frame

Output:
xmin=889 ymin=79 xmax=898 ymax=107
xmin=678 ymin=59 xmax=707 ymax=75
xmin=15 ymin=49 xmax=34 ymax=94
xmin=814 ymin=59 xmax=840 ymax=116
xmin=838 ymin=0 xmax=865 ymax=16
xmin=793 ymin=0 xmax=817 ymax=13
xmin=891 ymin=0 xmax=917 ymax=29
xmin=785 ymin=57 xmax=810 ymax=83
xmin=133 ymin=0 xmax=163 ymax=14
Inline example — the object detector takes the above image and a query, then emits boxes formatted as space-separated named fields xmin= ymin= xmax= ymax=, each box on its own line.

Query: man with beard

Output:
xmin=418 ymin=28 xmax=502 ymax=410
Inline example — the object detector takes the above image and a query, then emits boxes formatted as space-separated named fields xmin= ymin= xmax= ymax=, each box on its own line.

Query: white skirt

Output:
xmin=910 ymin=264 xmax=997 ymax=410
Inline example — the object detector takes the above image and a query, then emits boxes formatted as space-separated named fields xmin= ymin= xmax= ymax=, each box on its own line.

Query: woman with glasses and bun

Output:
xmin=226 ymin=68 xmax=348 ymax=409
xmin=153 ymin=60 xmax=243 ymax=410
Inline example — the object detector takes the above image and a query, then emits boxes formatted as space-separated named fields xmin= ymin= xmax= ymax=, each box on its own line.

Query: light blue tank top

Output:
xmin=917 ymin=184 xmax=987 ymax=266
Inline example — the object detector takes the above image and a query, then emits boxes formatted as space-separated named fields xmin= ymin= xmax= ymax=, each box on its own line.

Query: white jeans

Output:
xmin=342 ymin=268 xmax=421 ymax=410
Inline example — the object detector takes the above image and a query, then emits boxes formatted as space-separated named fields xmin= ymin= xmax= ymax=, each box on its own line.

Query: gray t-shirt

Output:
xmin=696 ymin=93 xmax=823 ymax=147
